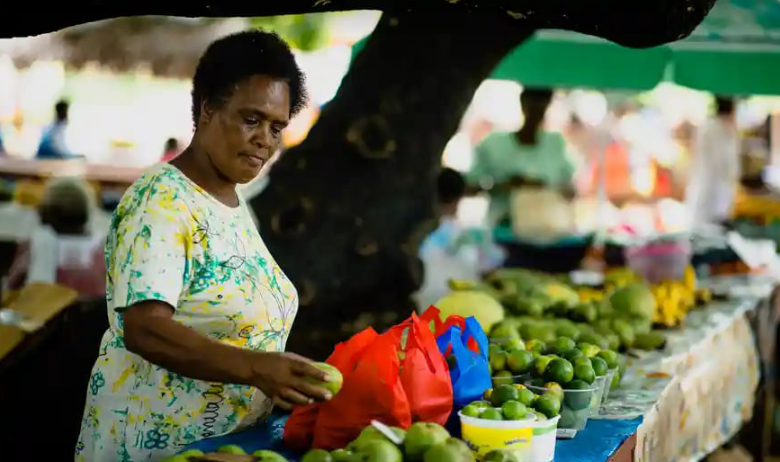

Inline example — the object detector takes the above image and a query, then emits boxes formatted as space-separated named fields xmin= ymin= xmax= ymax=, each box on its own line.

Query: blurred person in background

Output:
xmin=36 ymin=100 xmax=80 ymax=160
xmin=467 ymin=87 xmax=577 ymax=227
xmin=7 ymin=176 xmax=106 ymax=297
xmin=685 ymin=96 xmax=741 ymax=226
xmin=416 ymin=168 xmax=504 ymax=310
xmin=161 ymin=137 xmax=181 ymax=162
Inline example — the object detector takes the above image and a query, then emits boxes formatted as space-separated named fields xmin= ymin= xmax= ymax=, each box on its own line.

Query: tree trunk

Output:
xmin=252 ymin=10 xmax=532 ymax=358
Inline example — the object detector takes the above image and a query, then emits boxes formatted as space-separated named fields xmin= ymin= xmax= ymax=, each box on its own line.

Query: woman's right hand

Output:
xmin=248 ymin=352 xmax=334 ymax=410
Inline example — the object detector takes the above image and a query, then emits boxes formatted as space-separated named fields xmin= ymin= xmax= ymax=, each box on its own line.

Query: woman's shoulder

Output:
xmin=112 ymin=164 xmax=194 ymax=226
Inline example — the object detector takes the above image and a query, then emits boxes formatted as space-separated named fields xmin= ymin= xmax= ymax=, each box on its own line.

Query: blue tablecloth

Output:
xmin=186 ymin=412 xmax=643 ymax=462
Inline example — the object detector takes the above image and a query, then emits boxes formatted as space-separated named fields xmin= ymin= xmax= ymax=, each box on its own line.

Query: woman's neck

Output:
xmin=172 ymin=145 xmax=239 ymax=207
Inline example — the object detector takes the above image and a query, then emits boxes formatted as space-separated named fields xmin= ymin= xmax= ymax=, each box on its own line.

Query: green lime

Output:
xmin=501 ymin=400 xmax=529 ymax=420
xmin=490 ymin=384 xmax=520 ymax=407
xmin=543 ymin=382 xmax=564 ymax=400
xmin=551 ymin=337 xmax=577 ymax=355
xmin=562 ymin=348 xmax=584 ymax=362
xmin=331 ymin=449 xmax=351 ymax=462
xmin=501 ymin=338 xmax=526 ymax=351
xmin=590 ymin=356 xmax=609 ymax=377
xmin=543 ymin=358 xmax=574 ymax=385
xmin=532 ymin=355 xmax=555 ymax=378
xmin=596 ymin=349 xmax=620 ymax=370
xmin=563 ymin=379 xmax=593 ymax=410
xmin=252 ymin=450 xmax=289 ymax=462
xmin=480 ymin=408 xmax=504 ymax=420
xmin=488 ymin=343 xmax=503 ymax=356
xmin=573 ymin=363 xmax=596 ymax=384
xmin=533 ymin=393 xmax=562 ymax=418
xmin=516 ymin=387 xmax=536 ymax=406
xmin=492 ymin=370 xmax=514 ymax=387
xmin=489 ymin=351 xmax=508 ymax=373
xmin=577 ymin=342 xmax=602 ymax=358
xmin=527 ymin=378 xmax=546 ymax=389
xmin=525 ymin=339 xmax=547 ymax=353
xmin=611 ymin=371 xmax=622 ymax=390
xmin=461 ymin=404 xmax=481 ymax=418
xmin=572 ymin=356 xmax=593 ymax=369
xmin=482 ymin=449 xmax=521 ymax=462
xmin=470 ymin=400 xmax=492 ymax=411
xmin=218 ymin=445 xmax=247 ymax=455
xmin=506 ymin=349 xmax=535 ymax=375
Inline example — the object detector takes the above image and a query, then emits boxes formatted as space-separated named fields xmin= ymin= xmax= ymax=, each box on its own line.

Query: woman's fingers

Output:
xmin=289 ymin=357 xmax=329 ymax=382
xmin=273 ymin=396 xmax=294 ymax=411
xmin=293 ymin=379 xmax=332 ymax=402
xmin=278 ymin=387 xmax=314 ymax=406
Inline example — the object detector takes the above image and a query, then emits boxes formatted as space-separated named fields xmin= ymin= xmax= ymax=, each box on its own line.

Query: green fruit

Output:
xmin=577 ymin=342 xmax=602 ymax=358
xmin=469 ymin=400 xmax=492 ymax=411
xmin=562 ymin=348 xmax=584 ymax=362
xmin=555 ymin=323 xmax=580 ymax=340
xmin=253 ymin=450 xmax=290 ymax=462
xmin=501 ymin=338 xmax=526 ymax=351
xmin=423 ymin=438 xmax=475 ymax=462
xmin=301 ymin=449 xmax=333 ymax=462
xmin=532 ymin=355 xmax=555 ymax=378
xmin=461 ymin=404 xmax=481 ymax=418
xmin=306 ymin=362 xmax=344 ymax=396
xmin=178 ymin=450 xmax=205 ymax=458
xmin=605 ymin=333 xmax=621 ymax=352
xmin=355 ymin=439 xmax=403 ymax=462
xmin=404 ymin=422 xmax=450 ymax=461
xmin=501 ymin=400 xmax=529 ymax=420
xmin=492 ymin=370 xmax=514 ymax=387
xmin=609 ymin=283 xmax=656 ymax=324
xmin=533 ymin=393 xmax=562 ymax=418
xmin=488 ymin=343 xmax=503 ymax=355
xmin=550 ymin=337 xmax=577 ymax=355
xmin=480 ymin=408 xmax=504 ymax=420
xmin=634 ymin=331 xmax=667 ymax=351
xmin=490 ymin=384 xmax=520 ymax=407
xmin=543 ymin=382 xmax=564 ymax=400
xmin=331 ymin=449 xmax=352 ymax=462
xmin=596 ymin=350 xmax=620 ymax=370
xmin=218 ymin=445 xmax=247 ymax=455
xmin=563 ymin=379 xmax=593 ymax=410
xmin=506 ymin=349 xmax=535 ymax=375
xmin=611 ymin=319 xmax=636 ymax=349
xmin=543 ymin=358 xmax=574 ymax=385
xmin=489 ymin=351 xmax=508 ymax=373
xmin=611 ymin=371 xmax=622 ymax=390
xmin=482 ymin=449 xmax=521 ymax=462
xmin=525 ymin=339 xmax=547 ymax=353
xmin=571 ymin=302 xmax=597 ymax=323
xmin=559 ymin=406 xmax=576 ymax=427
xmin=527 ymin=378 xmax=546 ymax=389
xmin=590 ymin=356 xmax=609 ymax=377
xmin=516 ymin=387 xmax=536 ymax=406
xmin=490 ymin=321 xmax=519 ymax=341
xmin=573 ymin=363 xmax=596 ymax=384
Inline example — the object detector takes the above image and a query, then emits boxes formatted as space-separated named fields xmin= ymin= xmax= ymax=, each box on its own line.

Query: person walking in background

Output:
xmin=467 ymin=87 xmax=577 ymax=227
xmin=36 ymin=100 xmax=80 ymax=160
xmin=685 ymin=96 xmax=741 ymax=226
xmin=161 ymin=137 xmax=181 ymax=162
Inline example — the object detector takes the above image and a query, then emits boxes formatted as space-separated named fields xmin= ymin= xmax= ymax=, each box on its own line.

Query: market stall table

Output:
xmin=185 ymin=275 xmax=768 ymax=462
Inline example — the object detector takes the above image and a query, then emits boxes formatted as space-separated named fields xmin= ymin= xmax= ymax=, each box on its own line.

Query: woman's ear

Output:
xmin=200 ymin=99 xmax=213 ymax=125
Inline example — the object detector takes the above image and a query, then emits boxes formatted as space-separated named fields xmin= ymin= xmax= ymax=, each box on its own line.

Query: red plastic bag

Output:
xmin=396 ymin=313 xmax=453 ymax=425
xmin=283 ymin=328 xmax=379 ymax=451
xmin=312 ymin=332 xmax=412 ymax=450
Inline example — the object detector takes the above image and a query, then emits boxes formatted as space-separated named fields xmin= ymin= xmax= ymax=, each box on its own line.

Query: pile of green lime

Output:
xmin=487 ymin=337 xmax=537 ymax=387
xmin=162 ymin=446 xmax=290 ymax=462
xmin=461 ymin=383 xmax=560 ymax=421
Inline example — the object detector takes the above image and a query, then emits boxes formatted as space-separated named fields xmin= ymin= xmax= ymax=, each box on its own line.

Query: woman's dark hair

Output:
xmin=715 ymin=96 xmax=735 ymax=116
xmin=437 ymin=167 xmax=466 ymax=205
xmin=518 ymin=87 xmax=554 ymax=145
xmin=54 ymin=100 xmax=69 ymax=122
xmin=191 ymin=29 xmax=308 ymax=126
xmin=164 ymin=137 xmax=179 ymax=151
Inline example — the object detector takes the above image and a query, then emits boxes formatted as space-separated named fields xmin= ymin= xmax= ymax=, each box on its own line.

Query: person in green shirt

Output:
xmin=467 ymin=87 xmax=577 ymax=227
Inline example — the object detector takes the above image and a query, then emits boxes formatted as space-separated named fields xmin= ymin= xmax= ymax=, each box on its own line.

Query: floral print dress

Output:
xmin=75 ymin=163 xmax=298 ymax=462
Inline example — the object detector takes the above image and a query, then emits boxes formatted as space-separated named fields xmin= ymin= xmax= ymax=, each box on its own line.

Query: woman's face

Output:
xmin=199 ymin=75 xmax=291 ymax=184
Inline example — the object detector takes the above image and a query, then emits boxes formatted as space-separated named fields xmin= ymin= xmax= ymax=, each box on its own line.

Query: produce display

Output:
xmin=166 ymin=423 xmax=526 ymax=462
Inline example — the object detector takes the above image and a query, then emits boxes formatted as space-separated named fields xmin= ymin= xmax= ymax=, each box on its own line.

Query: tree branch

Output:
xmin=2 ymin=0 xmax=715 ymax=48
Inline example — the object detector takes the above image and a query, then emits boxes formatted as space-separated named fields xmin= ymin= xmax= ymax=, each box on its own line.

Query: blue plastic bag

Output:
xmin=436 ymin=317 xmax=492 ymax=408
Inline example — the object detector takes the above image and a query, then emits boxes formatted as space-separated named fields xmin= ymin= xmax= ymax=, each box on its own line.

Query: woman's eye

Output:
xmin=244 ymin=117 xmax=259 ymax=126
xmin=271 ymin=126 xmax=283 ymax=137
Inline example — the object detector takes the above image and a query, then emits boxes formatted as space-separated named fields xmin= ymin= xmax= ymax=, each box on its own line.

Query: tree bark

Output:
xmin=2 ymin=0 xmax=715 ymax=49
xmin=252 ymin=10 xmax=530 ymax=358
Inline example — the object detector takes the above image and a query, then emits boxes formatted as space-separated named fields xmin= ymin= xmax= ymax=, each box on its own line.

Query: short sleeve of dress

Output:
xmin=108 ymin=182 xmax=193 ymax=312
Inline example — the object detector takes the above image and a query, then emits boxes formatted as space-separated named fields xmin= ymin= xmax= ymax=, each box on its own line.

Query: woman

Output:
xmin=467 ymin=87 xmax=576 ymax=227
xmin=76 ymin=30 xmax=332 ymax=462
xmin=7 ymin=177 xmax=106 ymax=297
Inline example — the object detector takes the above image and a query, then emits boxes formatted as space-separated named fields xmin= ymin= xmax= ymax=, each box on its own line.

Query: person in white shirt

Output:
xmin=686 ymin=96 xmax=741 ymax=226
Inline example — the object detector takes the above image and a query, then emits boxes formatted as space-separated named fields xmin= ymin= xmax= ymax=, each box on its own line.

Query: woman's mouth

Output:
xmin=240 ymin=153 xmax=265 ymax=168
